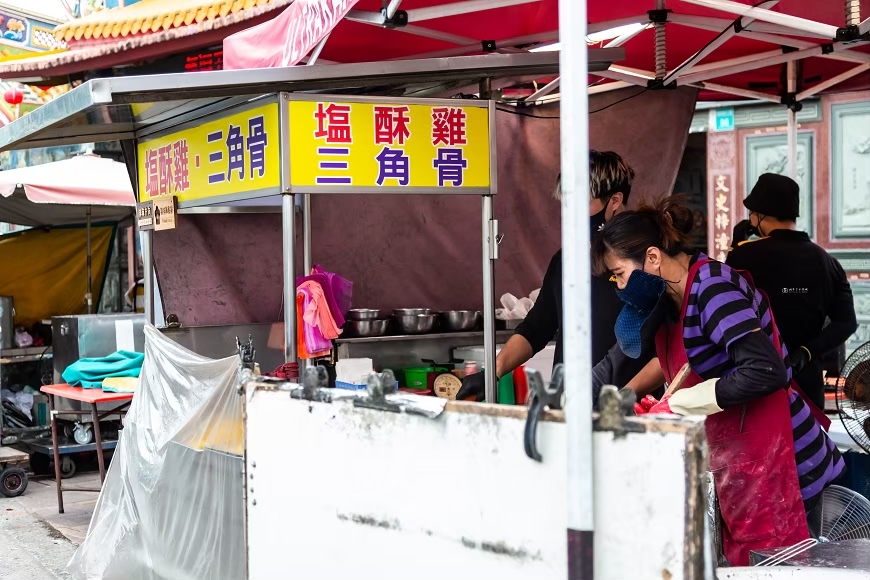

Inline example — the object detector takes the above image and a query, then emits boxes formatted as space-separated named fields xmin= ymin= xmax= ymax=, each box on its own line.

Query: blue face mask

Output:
xmin=614 ymin=269 xmax=667 ymax=359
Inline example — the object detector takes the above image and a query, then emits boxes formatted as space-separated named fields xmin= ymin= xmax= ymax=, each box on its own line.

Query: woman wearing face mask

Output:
xmin=592 ymin=196 xmax=844 ymax=567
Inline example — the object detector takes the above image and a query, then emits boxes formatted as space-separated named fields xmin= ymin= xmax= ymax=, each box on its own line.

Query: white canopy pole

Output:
xmin=682 ymin=0 xmax=840 ymax=39
xmin=560 ymin=0 xmax=593 ymax=577
xmin=787 ymin=60 xmax=797 ymax=181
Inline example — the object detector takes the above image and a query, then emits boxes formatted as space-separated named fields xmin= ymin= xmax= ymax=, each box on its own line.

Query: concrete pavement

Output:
xmin=0 ymin=472 xmax=101 ymax=580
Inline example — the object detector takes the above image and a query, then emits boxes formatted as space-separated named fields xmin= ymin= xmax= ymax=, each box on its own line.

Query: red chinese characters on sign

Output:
xmin=712 ymin=174 xmax=732 ymax=262
xmin=431 ymin=107 xmax=467 ymax=146
xmin=314 ymin=103 xmax=352 ymax=143
xmin=144 ymin=138 xmax=192 ymax=198
xmin=173 ymin=140 xmax=190 ymax=192
xmin=374 ymin=106 xmax=411 ymax=145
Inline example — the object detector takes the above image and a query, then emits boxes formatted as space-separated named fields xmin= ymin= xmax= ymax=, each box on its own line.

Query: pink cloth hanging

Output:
xmin=298 ymin=280 xmax=342 ymax=340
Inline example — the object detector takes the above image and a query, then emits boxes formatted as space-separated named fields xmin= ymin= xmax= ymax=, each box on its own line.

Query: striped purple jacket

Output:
xmin=684 ymin=254 xmax=844 ymax=510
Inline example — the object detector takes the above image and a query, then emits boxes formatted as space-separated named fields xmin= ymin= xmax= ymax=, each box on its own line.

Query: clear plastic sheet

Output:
xmin=67 ymin=324 xmax=245 ymax=580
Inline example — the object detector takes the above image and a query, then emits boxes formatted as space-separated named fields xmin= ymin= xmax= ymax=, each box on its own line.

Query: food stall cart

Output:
xmin=0 ymin=0 xmax=867 ymax=574
xmin=15 ymin=50 xmax=730 ymax=579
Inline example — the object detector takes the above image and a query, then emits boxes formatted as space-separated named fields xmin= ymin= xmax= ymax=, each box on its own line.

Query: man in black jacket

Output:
xmin=727 ymin=173 xmax=858 ymax=410
xmin=458 ymin=151 xmax=655 ymax=401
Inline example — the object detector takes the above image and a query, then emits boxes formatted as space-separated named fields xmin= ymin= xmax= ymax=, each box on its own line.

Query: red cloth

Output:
xmin=269 ymin=363 xmax=299 ymax=381
xmin=655 ymin=258 xmax=808 ymax=566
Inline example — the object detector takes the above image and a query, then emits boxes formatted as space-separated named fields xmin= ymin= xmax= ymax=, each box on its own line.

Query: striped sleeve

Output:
xmin=692 ymin=261 xmax=762 ymax=351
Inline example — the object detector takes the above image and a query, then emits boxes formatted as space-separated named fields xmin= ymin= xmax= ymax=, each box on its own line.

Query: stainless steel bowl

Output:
xmin=347 ymin=308 xmax=382 ymax=321
xmin=393 ymin=308 xmax=431 ymax=317
xmin=344 ymin=319 xmax=389 ymax=338
xmin=441 ymin=310 xmax=482 ymax=331
xmin=394 ymin=313 xmax=437 ymax=334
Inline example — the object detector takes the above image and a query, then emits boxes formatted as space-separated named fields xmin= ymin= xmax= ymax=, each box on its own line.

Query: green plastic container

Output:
xmin=498 ymin=373 xmax=516 ymax=405
xmin=403 ymin=366 xmax=448 ymax=390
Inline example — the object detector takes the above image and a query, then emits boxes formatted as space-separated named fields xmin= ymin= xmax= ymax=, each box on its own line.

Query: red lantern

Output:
xmin=4 ymin=87 xmax=23 ymax=106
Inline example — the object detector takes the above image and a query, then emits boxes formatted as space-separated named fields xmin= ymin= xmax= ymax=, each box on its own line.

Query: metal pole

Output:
xmin=787 ymin=60 xmax=797 ymax=180
xmin=482 ymin=195 xmax=497 ymax=403
xmin=560 ymin=0 xmax=594 ymax=578
xmin=654 ymin=0 xmax=667 ymax=81
xmin=303 ymin=195 xmax=312 ymax=274
xmin=846 ymin=0 xmax=861 ymax=26
xmin=142 ymin=231 xmax=155 ymax=325
xmin=86 ymin=206 xmax=93 ymax=314
xmin=282 ymin=193 xmax=297 ymax=364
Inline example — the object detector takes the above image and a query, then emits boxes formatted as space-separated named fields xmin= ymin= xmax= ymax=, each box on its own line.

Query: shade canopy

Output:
xmin=0 ymin=154 xmax=135 ymax=227
xmin=224 ymin=0 xmax=870 ymax=102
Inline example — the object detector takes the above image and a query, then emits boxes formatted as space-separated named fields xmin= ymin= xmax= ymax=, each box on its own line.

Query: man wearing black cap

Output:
xmin=726 ymin=173 xmax=858 ymax=410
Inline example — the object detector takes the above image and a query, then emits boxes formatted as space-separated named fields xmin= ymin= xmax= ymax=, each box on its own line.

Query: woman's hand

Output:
xmin=634 ymin=394 xmax=658 ymax=415
xmin=647 ymin=396 xmax=673 ymax=415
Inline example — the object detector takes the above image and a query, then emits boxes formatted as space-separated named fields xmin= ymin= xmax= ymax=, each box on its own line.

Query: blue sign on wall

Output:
xmin=715 ymin=108 xmax=735 ymax=132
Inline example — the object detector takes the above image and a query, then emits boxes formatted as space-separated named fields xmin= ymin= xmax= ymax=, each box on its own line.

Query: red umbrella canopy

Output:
xmin=287 ymin=0 xmax=869 ymax=100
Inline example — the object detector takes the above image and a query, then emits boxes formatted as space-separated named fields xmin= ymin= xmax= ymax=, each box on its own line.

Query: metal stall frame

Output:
xmin=279 ymin=93 xmax=499 ymax=399
xmin=0 ymin=53 xmax=633 ymax=403
xmin=135 ymin=92 xmax=500 ymax=397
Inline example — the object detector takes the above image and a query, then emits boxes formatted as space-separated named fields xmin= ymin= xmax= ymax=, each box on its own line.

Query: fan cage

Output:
xmin=820 ymin=485 xmax=870 ymax=542
xmin=835 ymin=342 xmax=870 ymax=454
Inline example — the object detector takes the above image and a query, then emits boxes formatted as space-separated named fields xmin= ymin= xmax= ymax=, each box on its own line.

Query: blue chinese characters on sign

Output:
xmin=376 ymin=147 xmax=410 ymax=186
xmin=207 ymin=115 xmax=270 ymax=186
xmin=433 ymin=148 xmax=467 ymax=187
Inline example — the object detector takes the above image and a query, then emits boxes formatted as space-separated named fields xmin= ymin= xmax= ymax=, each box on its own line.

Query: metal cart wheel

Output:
xmin=29 ymin=453 xmax=53 ymax=476
xmin=60 ymin=456 xmax=76 ymax=479
xmin=0 ymin=466 xmax=28 ymax=497
xmin=73 ymin=423 xmax=94 ymax=445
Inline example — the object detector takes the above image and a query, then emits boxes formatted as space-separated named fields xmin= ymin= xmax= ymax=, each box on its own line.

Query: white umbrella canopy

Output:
xmin=0 ymin=154 xmax=135 ymax=227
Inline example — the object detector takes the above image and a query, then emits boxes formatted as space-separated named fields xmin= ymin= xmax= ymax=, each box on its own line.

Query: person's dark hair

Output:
xmin=592 ymin=195 xmax=694 ymax=275
xmin=589 ymin=150 xmax=635 ymax=205
xmin=552 ymin=151 xmax=635 ymax=203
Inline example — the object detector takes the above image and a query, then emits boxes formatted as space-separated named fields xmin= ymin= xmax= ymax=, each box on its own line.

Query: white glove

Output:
xmin=668 ymin=378 xmax=723 ymax=416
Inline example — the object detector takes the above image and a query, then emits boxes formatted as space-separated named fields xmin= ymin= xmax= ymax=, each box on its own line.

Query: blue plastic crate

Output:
xmin=335 ymin=380 xmax=367 ymax=391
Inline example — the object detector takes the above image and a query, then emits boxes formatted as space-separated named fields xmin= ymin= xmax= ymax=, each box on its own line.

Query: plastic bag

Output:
xmin=67 ymin=325 xmax=244 ymax=580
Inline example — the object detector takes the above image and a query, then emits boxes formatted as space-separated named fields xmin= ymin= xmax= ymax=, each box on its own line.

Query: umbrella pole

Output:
xmin=86 ymin=206 xmax=93 ymax=314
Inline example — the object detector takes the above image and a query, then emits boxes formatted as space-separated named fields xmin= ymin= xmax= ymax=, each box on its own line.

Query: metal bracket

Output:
xmin=488 ymin=219 xmax=500 ymax=260
xmin=289 ymin=365 xmax=333 ymax=403
xmin=835 ymin=25 xmax=861 ymax=43
xmin=523 ymin=365 xmax=565 ymax=462
xmin=781 ymin=93 xmax=803 ymax=112
xmin=646 ymin=78 xmax=677 ymax=90
xmin=236 ymin=334 xmax=256 ymax=371
xmin=382 ymin=9 xmax=408 ymax=29
xmin=481 ymin=40 xmax=497 ymax=53
xmin=595 ymin=385 xmax=644 ymax=437
xmin=354 ymin=369 xmax=402 ymax=413
xmin=647 ymin=8 xmax=671 ymax=23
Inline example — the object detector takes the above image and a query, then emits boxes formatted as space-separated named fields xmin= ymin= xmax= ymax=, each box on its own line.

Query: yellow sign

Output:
xmin=137 ymin=102 xmax=281 ymax=204
xmin=288 ymin=100 xmax=491 ymax=190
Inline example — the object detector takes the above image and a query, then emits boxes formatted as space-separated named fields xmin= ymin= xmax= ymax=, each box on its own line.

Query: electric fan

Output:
xmin=835 ymin=341 xmax=870 ymax=455
xmin=819 ymin=485 xmax=870 ymax=542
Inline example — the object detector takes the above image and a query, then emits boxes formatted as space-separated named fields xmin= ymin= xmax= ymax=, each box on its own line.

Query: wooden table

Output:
xmin=39 ymin=384 xmax=134 ymax=514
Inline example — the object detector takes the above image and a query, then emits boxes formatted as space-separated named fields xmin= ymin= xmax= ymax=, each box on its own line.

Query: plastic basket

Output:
xmin=403 ymin=366 xmax=448 ymax=390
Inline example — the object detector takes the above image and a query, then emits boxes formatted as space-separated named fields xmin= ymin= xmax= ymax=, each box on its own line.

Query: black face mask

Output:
xmin=590 ymin=207 xmax=607 ymax=234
